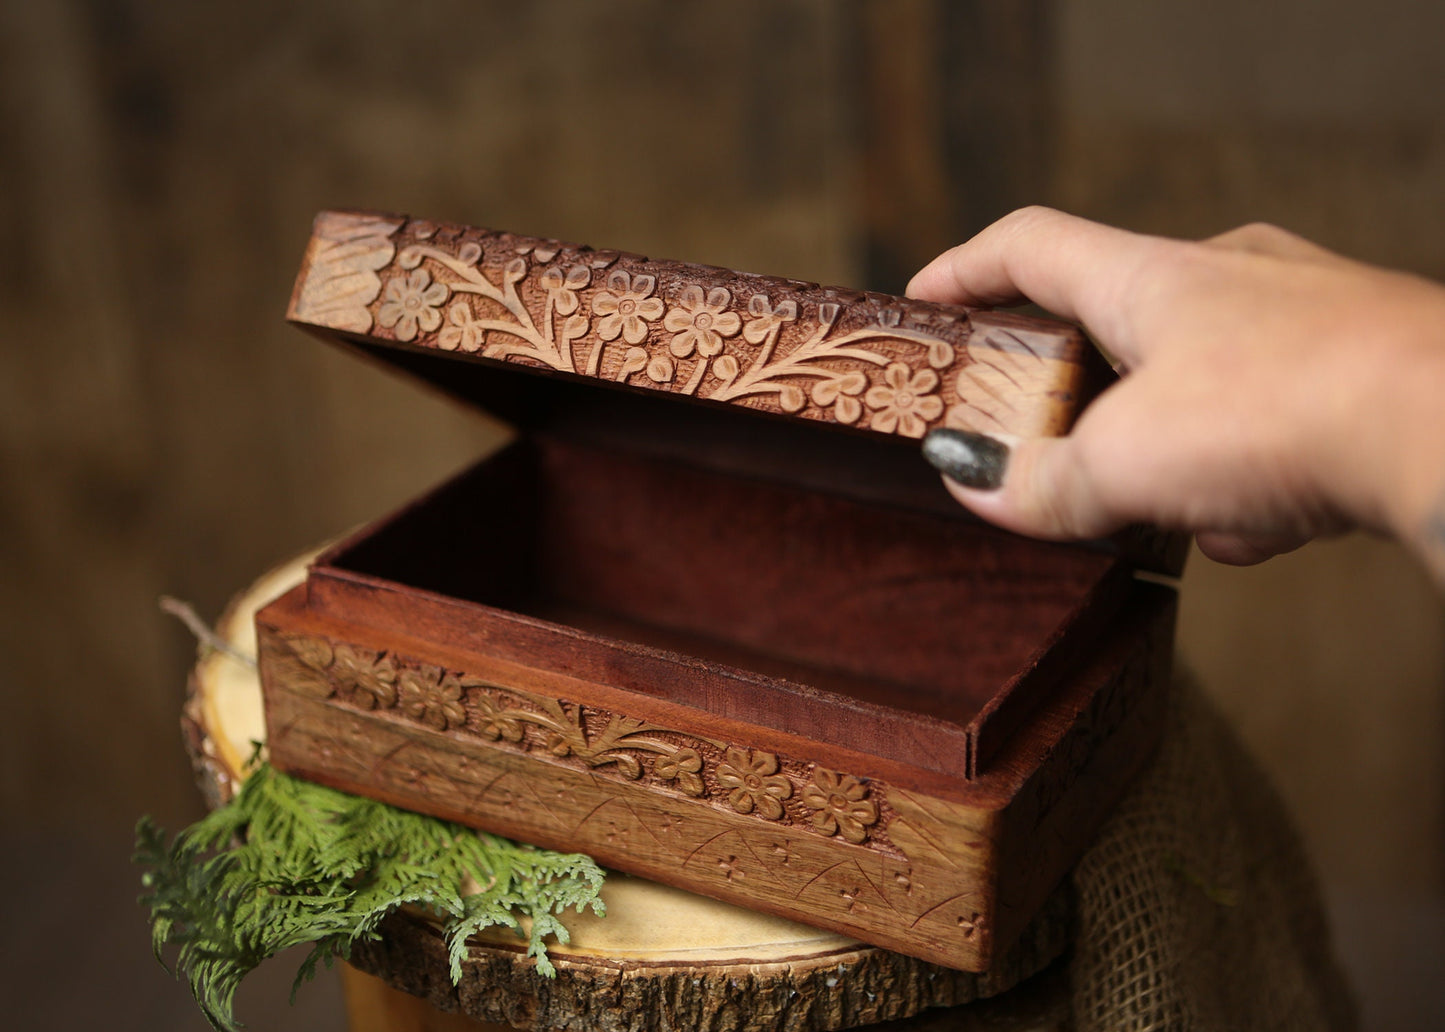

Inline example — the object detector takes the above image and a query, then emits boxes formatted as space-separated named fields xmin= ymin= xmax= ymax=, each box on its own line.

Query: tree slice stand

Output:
xmin=182 ymin=551 xmax=1072 ymax=1031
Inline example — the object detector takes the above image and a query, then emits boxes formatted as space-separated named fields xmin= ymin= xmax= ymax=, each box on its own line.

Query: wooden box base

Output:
xmin=258 ymin=436 xmax=1175 ymax=972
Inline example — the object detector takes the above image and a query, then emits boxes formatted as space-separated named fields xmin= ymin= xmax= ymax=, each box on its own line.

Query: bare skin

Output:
xmin=907 ymin=207 xmax=1445 ymax=586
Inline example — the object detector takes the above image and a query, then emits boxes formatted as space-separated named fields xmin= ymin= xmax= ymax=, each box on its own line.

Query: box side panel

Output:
xmin=989 ymin=586 xmax=1178 ymax=954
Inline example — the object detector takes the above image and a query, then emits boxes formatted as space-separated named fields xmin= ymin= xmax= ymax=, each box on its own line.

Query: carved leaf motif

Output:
xmin=457 ymin=241 xmax=483 ymax=266
xmin=886 ymin=790 xmax=988 ymax=870
xmin=617 ymin=347 xmax=648 ymax=381
xmin=777 ymin=384 xmax=806 ymax=413
xmin=290 ymin=214 xmax=402 ymax=332
xmin=947 ymin=327 xmax=1058 ymax=437
xmin=287 ymin=635 xmax=334 ymax=672
xmin=712 ymin=353 xmax=739 ymax=384
xmin=646 ymin=355 xmax=674 ymax=383
xmin=654 ymin=748 xmax=705 ymax=797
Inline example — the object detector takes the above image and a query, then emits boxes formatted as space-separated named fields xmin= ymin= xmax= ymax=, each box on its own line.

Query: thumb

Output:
xmin=921 ymin=428 xmax=1123 ymax=541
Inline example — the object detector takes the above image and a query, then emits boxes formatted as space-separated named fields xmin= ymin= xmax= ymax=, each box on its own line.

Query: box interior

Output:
xmin=321 ymin=436 xmax=1121 ymax=742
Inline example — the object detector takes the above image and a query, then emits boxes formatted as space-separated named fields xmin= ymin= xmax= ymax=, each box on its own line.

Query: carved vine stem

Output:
xmin=402 ymin=245 xmax=574 ymax=372
xmin=710 ymin=320 xmax=952 ymax=404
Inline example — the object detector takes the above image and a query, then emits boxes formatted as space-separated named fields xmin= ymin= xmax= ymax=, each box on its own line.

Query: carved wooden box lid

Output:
xmin=288 ymin=210 xmax=1110 ymax=440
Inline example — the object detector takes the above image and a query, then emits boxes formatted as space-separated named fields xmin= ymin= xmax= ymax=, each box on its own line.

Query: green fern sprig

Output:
xmin=136 ymin=763 xmax=605 ymax=1031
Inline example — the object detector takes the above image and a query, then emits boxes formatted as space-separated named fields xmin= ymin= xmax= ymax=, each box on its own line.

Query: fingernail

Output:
xmin=922 ymin=429 xmax=1009 ymax=490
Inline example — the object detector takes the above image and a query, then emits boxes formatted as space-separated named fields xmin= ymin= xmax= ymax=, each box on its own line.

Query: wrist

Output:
xmin=1345 ymin=274 xmax=1445 ymax=584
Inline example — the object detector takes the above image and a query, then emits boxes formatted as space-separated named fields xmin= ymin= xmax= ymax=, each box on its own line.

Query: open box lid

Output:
xmin=286 ymin=210 xmax=1187 ymax=577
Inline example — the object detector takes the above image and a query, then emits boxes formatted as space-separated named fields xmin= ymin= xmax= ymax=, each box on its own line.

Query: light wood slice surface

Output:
xmin=182 ymin=551 xmax=1072 ymax=1032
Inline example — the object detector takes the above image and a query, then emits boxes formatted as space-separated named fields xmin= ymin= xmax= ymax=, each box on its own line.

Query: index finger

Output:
xmin=905 ymin=207 xmax=1164 ymax=366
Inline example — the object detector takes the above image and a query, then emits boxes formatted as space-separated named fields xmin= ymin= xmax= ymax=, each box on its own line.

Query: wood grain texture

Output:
xmin=342 ymin=911 xmax=1071 ymax=1032
xmin=287 ymin=211 xmax=1105 ymax=443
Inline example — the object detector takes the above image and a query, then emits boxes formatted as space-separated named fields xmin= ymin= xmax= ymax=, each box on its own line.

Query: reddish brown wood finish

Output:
xmin=259 ymin=209 xmax=1180 ymax=973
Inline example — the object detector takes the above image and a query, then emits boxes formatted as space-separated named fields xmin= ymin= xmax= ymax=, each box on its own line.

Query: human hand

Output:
xmin=909 ymin=207 xmax=1445 ymax=584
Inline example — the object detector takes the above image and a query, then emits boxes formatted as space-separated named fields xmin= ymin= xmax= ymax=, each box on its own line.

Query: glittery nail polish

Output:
xmin=921 ymin=428 xmax=1009 ymax=490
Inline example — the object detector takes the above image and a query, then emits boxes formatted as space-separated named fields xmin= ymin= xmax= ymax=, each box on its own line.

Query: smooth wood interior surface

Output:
xmin=326 ymin=438 xmax=1119 ymax=735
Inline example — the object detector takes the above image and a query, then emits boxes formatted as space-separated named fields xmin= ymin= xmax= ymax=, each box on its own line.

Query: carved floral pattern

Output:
xmin=357 ymin=223 xmax=977 ymax=438
xmin=742 ymin=293 xmax=798 ymax=344
xmin=293 ymin=214 xmax=1087 ymax=442
xmin=541 ymin=264 xmax=590 ymax=315
xmin=811 ymin=370 xmax=868 ymax=425
xmin=438 ymin=301 xmax=486 ymax=353
xmin=802 ymin=767 xmax=879 ymax=844
xmin=717 ymin=748 xmax=792 ymax=820
xmin=592 ymin=270 xmax=663 ymax=345
xmin=398 ymin=666 xmax=468 ymax=731
xmin=283 ymin=631 xmax=896 ymax=844
xmin=864 ymin=363 xmax=944 ymax=438
xmin=665 ymin=285 xmax=741 ymax=359
xmin=476 ymin=694 xmax=525 ymax=742
xmin=332 ymin=644 xmax=397 ymax=710
xmin=653 ymin=747 xmax=704 ymax=797
xmin=378 ymin=267 xmax=449 ymax=342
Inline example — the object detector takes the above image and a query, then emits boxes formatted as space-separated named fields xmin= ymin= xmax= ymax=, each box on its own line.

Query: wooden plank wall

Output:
xmin=1 ymin=3 xmax=1442 ymax=1025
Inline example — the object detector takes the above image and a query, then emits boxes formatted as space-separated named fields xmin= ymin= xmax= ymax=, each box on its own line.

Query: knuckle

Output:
xmin=1209 ymin=221 xmax=1298 ymax=253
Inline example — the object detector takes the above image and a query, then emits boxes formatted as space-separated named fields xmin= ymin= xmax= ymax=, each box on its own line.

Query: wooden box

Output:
xmin=257 ymin=211 xmax=1181 ymax=973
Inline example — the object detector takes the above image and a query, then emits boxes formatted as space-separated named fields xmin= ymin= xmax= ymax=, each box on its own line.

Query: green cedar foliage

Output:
xmin=135 ymin=762 xmax=605 ymax=1031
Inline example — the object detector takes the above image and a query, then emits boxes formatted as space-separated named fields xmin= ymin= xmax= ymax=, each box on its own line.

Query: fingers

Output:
xmin=906 ymin=207 xmax=1166 ymax=367
xmin=925 ymin=429 xmax=1124 ymax=541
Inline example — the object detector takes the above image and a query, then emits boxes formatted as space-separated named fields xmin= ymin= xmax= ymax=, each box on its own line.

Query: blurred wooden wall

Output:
xmin=2 ymin=0 xmax=1443 ymax=1024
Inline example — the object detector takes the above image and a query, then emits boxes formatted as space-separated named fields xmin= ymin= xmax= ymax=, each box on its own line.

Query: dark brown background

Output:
xmin=2 ymin=1 xmax=1442 ymax=1029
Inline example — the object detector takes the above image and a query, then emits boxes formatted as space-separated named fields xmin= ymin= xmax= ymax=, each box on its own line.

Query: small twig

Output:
xmin=159 ymin=596 xmax=258 ymax=670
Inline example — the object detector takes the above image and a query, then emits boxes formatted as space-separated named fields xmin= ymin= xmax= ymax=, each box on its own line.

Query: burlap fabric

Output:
xmin=1067 ymin=675 xmax=1356 ymax=1032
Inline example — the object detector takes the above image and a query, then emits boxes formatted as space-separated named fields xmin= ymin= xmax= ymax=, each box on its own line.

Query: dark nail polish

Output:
xmin=921 ymin=429 xmax=1009 ymax=490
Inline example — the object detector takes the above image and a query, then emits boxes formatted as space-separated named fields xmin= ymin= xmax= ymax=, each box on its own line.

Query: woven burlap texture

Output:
xmin=1068 ymin=676 xmax=1356 ymax=1032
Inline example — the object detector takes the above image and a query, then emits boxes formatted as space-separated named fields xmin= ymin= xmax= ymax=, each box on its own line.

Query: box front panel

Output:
xmin=258 ymin=607 xmax=1000 ymax=970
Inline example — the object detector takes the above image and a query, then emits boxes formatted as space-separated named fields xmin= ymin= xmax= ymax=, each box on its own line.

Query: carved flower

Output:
xmin=592 ymin=269 xmax=664 ymax=344
xmin=802 ymin=768 xmax=878 ymax=844
xmin=743 ymin=293 xmax=798 ymax=344
xmin=665 ymin=285 xmax=741 ymax=359
xmin=475 ymin=695 xmax=525 ymax=743
xmin=399 ymin=667 xmax=468 ymax=731
xmin=332 ymin=645 xmax=397 ymax=710
xmin=717 ymin=748 xmax=792 ymax=819
xmin=540 ymin=264 xmax=591 ymax=315
xmin=810 ymin=370 xmax=868 ymax=424
xmin=864 ymin=363 xmax=944 ymax=437
xmin=437 ymin=300 xmax=486 ymax=352
xmin=377 ymin=268 xmax=449 ymax=342
xmin=654 ymin=748 xmax=705 ymax=797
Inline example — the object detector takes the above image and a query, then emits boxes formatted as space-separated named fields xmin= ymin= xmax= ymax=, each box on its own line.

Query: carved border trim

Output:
xmin=279 ymin=632 xmax=891 ymax=851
